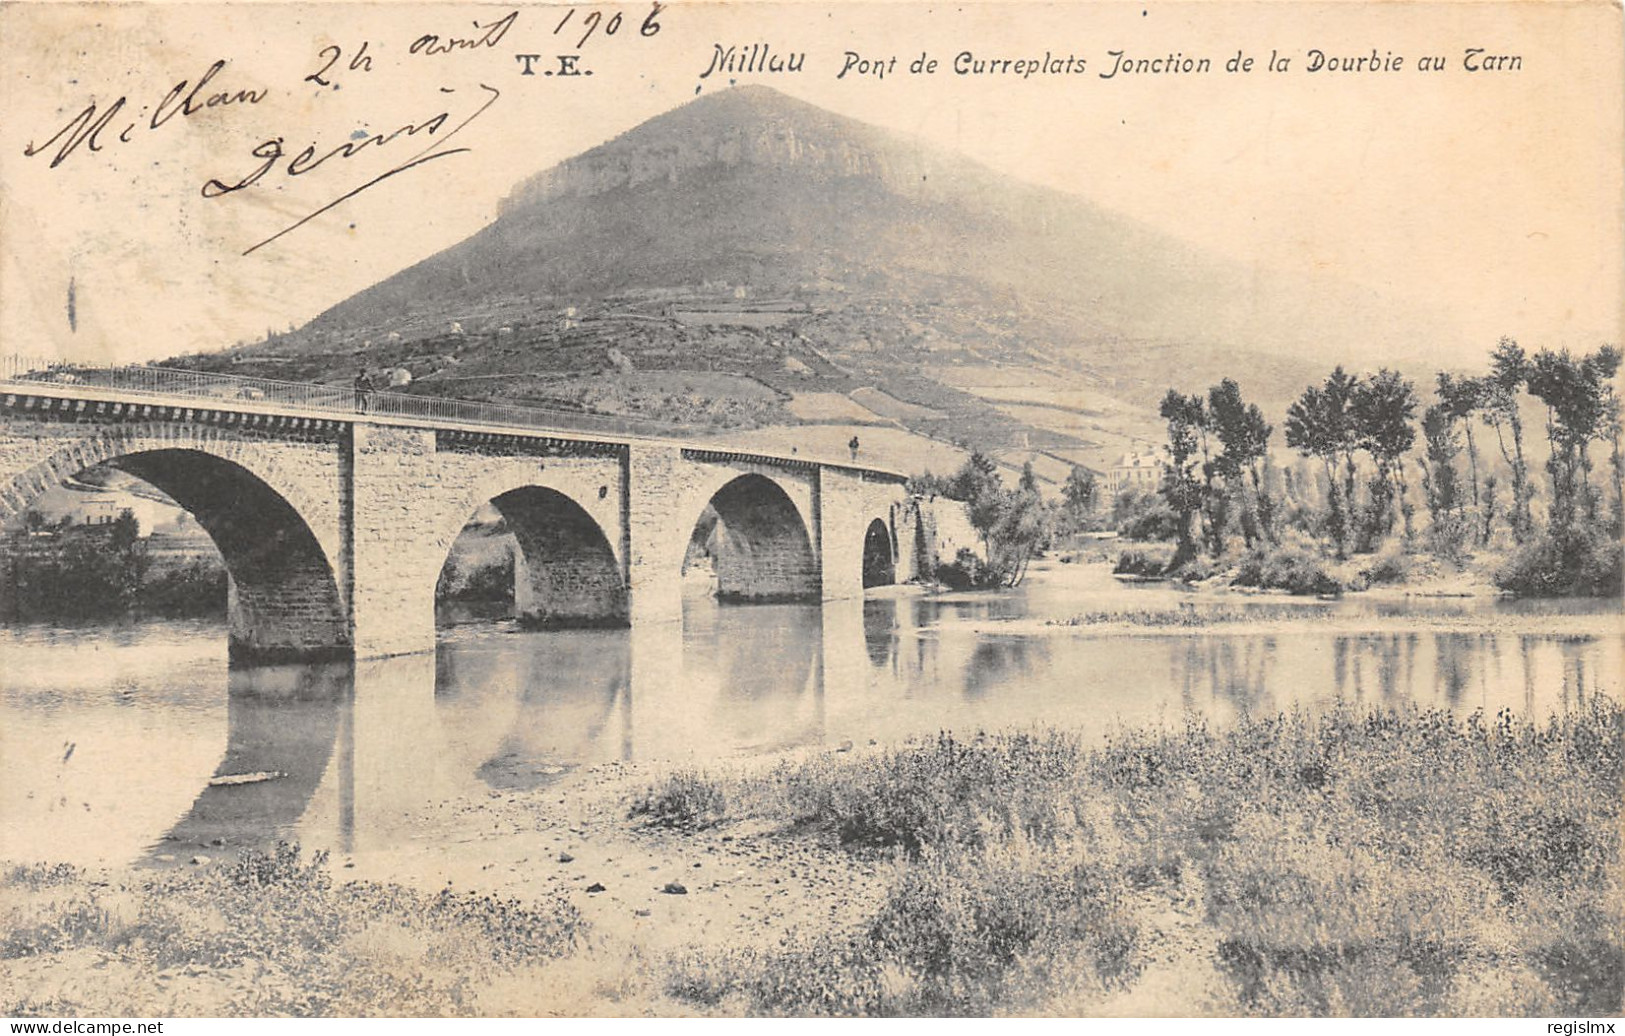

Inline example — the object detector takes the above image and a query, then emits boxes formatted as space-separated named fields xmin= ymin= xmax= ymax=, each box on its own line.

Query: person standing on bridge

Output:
xmin=848 ymin=435 xmax=860 ymax=461
xmin=353 ymin=369 xmax=373 ymax=413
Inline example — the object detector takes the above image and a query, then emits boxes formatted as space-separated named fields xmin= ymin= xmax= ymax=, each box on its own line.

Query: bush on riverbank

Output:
xmin=1230 ymin=543 xmax=1343 ymax=596
xmin=759 ymin=730 xmax=1086 ymax=854
xmin=136 ymin=559 xmax=229 ymax=617
xmin=642 ymin=696 xmax=1623 ymax=1016
xmin=1113 ymin=547 xmax=1170 ymax=578
xmin=435 ymin=545 xmax=514 ymax=605
xmin=1495 ymin=526 xmax=1624 ymax=598
xmin=1115 ymin=539 xmax=1346 ymax=595
xmin=665 ymin=834 xmax=1140 ymax=1016
xmin=1354 ymin=544 xmax=1414 ymax=587
xmin=654 ymin=731 xmax=1143 ymax=1014
xmin=1 ymin=844 xmax=584 ymax=1016
xmin=931 ymin=548 xmax=1003 ymax=591
xmin=629 ymin=769 xmax=728 ymax=830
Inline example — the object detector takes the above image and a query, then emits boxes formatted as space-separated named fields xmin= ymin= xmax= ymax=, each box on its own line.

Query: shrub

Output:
xmin=933 ymin=547 xmax=1002 ymax=591
xmin=1099 ymin=698 xmax=1623 ymax=1015
xmin=1233 ymin=543 xmax=1344 ymax=596
xmin=1113 ymin=487 xmax=1179 ymax=541
xmin=665 ymin=840 xmax=1139 ymax=1016
xmin=4 ymin=862 xmax=80 ymax=890
xmin=1173 ymin=553 xmax=1221 ymax=582
xmin=136 ymin=559 xmax=228 ymax=617
xmin=435 ymin=552 xmax=515 ymax=604
xmin=766 ymin=731 xmax=1085 ymax=854
xmin=656 ymin=698 xmax=1622 ymax=1017
xmin=665 ymin=935 xmax=886 ymax=1016
xmin=1359 ymin=546 xmax=1413 ymax=587
xmin=629 ymin=769 xmax=728 ymax=830
xmin=228 ymin=840 xmax=331 ymax=891
xmin=1113 ymin=548 xmax=1167 ymax=578
xmin=865 ymin=841 xmax=1139 ymax=1013
xmin=1495 ymin=525 xmax=1623 ymax=597
xmin=0 ymin=843 xmax=585 ymax=1016
xmin=1425 ymin=512 xmax=1473 ymax=567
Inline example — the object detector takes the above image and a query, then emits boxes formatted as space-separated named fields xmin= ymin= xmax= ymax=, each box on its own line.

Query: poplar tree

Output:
xmin=1158 ymin=389 xmax=1207 ymax=567
xmin=1480 ymin=339 xmax=1534 ymax=541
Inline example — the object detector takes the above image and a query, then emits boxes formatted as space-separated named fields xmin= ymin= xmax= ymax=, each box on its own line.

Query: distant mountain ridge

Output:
xmin=497 ymin=87 xmax=927 ymax=210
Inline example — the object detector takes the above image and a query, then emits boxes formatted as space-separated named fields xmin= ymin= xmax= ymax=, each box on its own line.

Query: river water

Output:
xmin=1 ymin=562 xmax=1618 ymax=869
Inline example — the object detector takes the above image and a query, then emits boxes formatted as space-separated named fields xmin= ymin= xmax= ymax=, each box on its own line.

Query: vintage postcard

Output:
xmin=0 ymin=0 xmax=1621 ymax=1020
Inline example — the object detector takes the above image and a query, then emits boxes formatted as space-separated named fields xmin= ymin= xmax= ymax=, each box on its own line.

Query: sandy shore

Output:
xmin=334 ymin=756 xmax=892 ymax=962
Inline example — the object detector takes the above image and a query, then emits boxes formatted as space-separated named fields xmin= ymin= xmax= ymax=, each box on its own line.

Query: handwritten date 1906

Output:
xmin=553 ymin=3 xmax=663 ymax=48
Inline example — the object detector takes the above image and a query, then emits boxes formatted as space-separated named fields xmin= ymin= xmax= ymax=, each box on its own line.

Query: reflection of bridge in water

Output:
xmin=1 ymin=357 xmax=914 ymax=663
xmin=147 ymin=602 xmax=869 ymax=858
xmin=83 ymin=600 xmax=1608 ymax=865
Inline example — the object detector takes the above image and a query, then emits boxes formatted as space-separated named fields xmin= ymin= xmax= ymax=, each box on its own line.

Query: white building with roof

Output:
xmin=1105 ymin=451 xmax=1165 ymax=497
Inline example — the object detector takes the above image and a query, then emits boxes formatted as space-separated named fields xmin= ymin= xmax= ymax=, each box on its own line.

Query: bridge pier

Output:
xmin=347 ymin=424 xmax=442 ymax=659
xmin=625 ymin=445 xmax=686 ymax=626
xmin=818 ymin=466 xmax=900 ymax=601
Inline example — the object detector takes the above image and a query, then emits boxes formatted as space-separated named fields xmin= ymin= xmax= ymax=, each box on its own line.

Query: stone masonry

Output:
xmin=0 ymin=385 xmax=910 ymax=662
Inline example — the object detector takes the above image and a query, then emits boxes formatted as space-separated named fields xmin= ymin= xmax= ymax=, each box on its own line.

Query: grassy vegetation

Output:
xmin=1113 ymin=539 xmax=1346 ymax=596
xmin=628 ymin=769 xmax=729 ymax=830
xmin=638 ymin=698 xmax=1623 ymax=1016
xmin=8 ymin=702 xmax=1617 ymax=1017
xmin=1 ymin=844 xmax=584 ymax=1017
xmin=1050 ymin=604 xmax=1332 ymax=628
xmin=1120 ymin=539 xmax=1443 ymax=598
xmin=656 ymin=732 xmax=1140 ymax=1015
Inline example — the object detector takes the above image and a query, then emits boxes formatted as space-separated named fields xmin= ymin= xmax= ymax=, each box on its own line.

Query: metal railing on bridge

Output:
xmin=0 ymin=354 xmax=707 ymax=442
xmin=0 ymin=354 xmax=913 ymax=480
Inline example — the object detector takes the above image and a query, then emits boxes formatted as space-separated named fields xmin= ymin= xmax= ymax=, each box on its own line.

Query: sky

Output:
xmin=2 ymin=0 xmax=1620 ymax=370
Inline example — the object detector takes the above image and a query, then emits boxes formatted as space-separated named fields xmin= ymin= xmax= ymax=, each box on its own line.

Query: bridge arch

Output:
xmin=436 ymin=483 xmax=626 ymax=628
xmin=681 ymin=472 xmax=820 ymax=603
xmin=862 ymin=517 xmax=896 ymax=588
xmin=0 ymin=426 xmax=348 ymax=663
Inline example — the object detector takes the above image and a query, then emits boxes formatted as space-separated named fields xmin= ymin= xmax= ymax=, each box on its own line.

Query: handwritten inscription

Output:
xmin=551 ymin=3 xmax=662 ymax=47
xmin=17 ymin=4 xmax=1523 ymax=263
xmin=306 ymin=41 xmax=375 ymax=86
xmin=200 ymin=83 xmax=502 ymax=255
xmin=876 ymin=46 xmax=1521 ymax=79
xmin=22 ymin=59 xmax=265 ymax=169
xmin=411 ymin=10 xmax=519 ymax=56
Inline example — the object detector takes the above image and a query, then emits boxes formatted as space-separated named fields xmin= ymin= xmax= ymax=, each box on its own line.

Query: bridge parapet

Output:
xmin=1 ymin=355 xmax=906 ymax=483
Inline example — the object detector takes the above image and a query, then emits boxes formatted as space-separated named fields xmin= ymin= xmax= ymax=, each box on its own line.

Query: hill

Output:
xmin=178 ymin=85 xmax=1451 ymax=479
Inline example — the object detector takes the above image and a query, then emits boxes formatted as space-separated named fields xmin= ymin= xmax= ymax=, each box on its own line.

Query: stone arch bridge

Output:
xmin=0 ymin=366 xmax=914 ymax=663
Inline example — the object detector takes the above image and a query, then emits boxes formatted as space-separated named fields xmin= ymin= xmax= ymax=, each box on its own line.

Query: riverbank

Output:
xmin=5 ymin=695 xmax=1619 ymax=1017
xmin=1095 ymin=536 xmax=1620 ymax=602
xmin=980 ymin=605 xmax=1622 ymax=639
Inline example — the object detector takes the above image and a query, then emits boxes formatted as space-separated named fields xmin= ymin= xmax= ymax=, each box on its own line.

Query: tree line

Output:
xmin=905 ymin=337 xmax=1620 ymax=598
xmin=1150 ymin=338 xmax=1621 ymax=596
xmin=0 ymin=510 xmax=229 ymax=621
